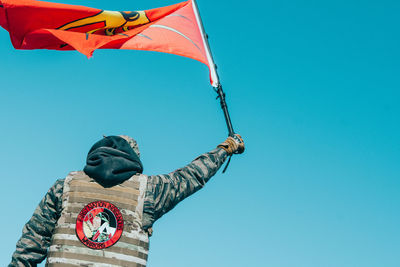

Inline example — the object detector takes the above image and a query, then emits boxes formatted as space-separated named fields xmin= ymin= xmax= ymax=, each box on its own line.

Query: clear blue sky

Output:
xmin=1 ymin=0 xmax=399 ymax=266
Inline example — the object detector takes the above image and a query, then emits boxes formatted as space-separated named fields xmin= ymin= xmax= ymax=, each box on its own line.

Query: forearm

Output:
xmin=173 ymin=147 xmax=228 ymax=186
xmin=143 ymin=148 xmax=228 ymax=228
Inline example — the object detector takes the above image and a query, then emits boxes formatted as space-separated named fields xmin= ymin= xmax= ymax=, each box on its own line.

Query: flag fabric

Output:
xmin=0 ymin=0 xmax=219 ymax=86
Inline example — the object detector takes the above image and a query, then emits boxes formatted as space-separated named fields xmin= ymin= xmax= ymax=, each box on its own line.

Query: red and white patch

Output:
xmin=76 ymin=201 xmax=124 ymax=249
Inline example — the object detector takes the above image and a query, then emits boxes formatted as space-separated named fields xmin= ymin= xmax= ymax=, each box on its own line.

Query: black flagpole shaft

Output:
xmin=192 ymin=0 xmax=235 ymax=137
xmin=216 ymin=84 xmax=235 ymax=136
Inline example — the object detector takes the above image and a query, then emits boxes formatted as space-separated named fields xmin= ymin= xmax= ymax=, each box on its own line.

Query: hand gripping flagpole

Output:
xmin=192 ymin=0 xmax=235 ymax=137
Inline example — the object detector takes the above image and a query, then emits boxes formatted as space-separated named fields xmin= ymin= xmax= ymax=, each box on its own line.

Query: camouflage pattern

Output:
xmin=9 ymin=179 xmax=64 ymax=266
xmin=119 ymin=135 xmax=141 ymax=157
xmin=143 ymin=148 xmax=228 ymax=228
xmin=9 ymin=146 xmax=228 ymax=266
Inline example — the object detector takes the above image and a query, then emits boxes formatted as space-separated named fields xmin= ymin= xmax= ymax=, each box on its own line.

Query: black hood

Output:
xmin=83 ymin=136 xmax=143 ymax=187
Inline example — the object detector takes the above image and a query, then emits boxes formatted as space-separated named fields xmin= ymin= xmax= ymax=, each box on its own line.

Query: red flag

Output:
xmin=0 ymin=0 xmax=219 ymax=86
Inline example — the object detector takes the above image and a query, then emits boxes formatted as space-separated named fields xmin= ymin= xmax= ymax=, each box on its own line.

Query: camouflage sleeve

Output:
xmin=9 ymin=179 xmax=64 ymax=267
xmin=143 ymin=148 xmax=228 ymax=229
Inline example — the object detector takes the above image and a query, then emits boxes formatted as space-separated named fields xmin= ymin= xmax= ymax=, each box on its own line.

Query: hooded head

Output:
xmin=83 ymin=135 xmax=143 ymax=187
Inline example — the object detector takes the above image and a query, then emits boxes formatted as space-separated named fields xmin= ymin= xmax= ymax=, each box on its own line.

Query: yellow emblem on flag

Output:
xmin=57 ymin=10 xmax=150 ymax=35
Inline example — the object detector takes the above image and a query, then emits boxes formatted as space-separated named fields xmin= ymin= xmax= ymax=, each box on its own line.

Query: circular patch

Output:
xmin=76 ymin=201 xmax=124 ymax=249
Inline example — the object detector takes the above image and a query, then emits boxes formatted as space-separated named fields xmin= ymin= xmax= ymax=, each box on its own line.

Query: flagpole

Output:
xmin=192 ymin=0 xmax=235 ymax=137
xmin=215 ymin=84 xmax=235 ymax=136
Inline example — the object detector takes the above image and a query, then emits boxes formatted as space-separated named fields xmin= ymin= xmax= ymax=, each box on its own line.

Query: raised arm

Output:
xmin=142 ymin=135 xmax=244 ymax=230
xmin=9 ymin=179 xmax=64 ymax=266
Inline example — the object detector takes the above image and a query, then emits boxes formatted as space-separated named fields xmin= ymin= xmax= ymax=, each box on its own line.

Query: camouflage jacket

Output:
xmin=9 ymin=148 xmax=227 ymax=266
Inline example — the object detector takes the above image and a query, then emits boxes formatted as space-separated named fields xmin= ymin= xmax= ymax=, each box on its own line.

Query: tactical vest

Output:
xmin=46 ymin=171 xmax=149 ymax=267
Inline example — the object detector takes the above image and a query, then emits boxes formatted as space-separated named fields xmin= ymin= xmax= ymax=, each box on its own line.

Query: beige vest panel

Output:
xmin=46 ymin=171 xmax=149 ymax=267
